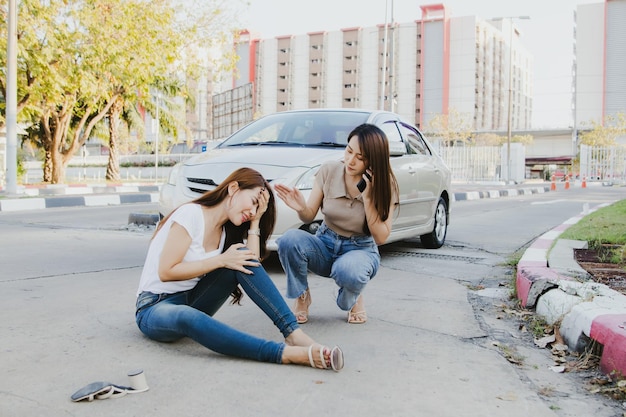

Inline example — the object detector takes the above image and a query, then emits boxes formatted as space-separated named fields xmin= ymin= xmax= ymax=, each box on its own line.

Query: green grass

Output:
xmin=558 ymin=199 xmax=626 ymax=262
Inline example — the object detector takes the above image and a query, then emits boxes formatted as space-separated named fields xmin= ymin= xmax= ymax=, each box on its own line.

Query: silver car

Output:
xmin=159 ymin=109 xmax=451 ymax=250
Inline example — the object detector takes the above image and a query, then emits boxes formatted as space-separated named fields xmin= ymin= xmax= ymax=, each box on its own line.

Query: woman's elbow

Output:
xmin=157 ymin=267 xmax=175 ymax=282
xmin=373 ymin=231 xmax=390 ymax=246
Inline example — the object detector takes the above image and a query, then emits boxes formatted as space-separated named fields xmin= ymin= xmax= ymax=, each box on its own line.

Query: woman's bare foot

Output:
xmin=282 ymin=344 xmax=343 ymax=371
xmin=348 ymin=295 xmax=367 ymax=324
xmin=293 ymin=288 xmax=311 ymax=324
xmin=285 ymin=329 xmax=316 ymax=347
xmin=282 ymin=344 xmax=328 ymax=368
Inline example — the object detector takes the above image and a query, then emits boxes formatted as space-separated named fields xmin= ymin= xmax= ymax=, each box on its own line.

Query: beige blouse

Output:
xmin=316 ymin=160 xmax=367 ymax=237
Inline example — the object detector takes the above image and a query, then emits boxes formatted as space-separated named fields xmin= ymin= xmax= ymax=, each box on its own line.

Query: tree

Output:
xmin=0 ymin=0 xmax=63 ymax=131
xmin=78 ymin=0 xmax=188 ymax=181
xmin=2 ymin=0 xmax=244 ymax=183
xmin=579 ymin=112 xmax=626 ymax=147
xmin=95 ymin=0 xmax=243 ymax=181
xmin=423 ymin=108 xmax=474 ymax=146
xmin=472 ymin=132 xmax=534 ymax=146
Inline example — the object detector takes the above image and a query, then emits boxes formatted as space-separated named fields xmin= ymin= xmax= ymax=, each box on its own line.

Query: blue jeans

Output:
xmin=277 ymin=222 xmax=380 ymax=310
xmin=135 ymin=264 xmax=299 ymax=364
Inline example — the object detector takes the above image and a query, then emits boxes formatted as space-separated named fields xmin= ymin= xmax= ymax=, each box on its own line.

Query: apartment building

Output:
xmin=574 ymin=0 xmax=626 ymax=127
xmin=229 ymin=3 xmax=533 ymax=133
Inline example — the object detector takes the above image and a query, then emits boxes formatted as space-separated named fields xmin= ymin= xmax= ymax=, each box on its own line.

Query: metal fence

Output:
xmin=580 ymin=144 xmax=626 ymax=183
xmin=436 ymin=145 xmax=503 ymax=182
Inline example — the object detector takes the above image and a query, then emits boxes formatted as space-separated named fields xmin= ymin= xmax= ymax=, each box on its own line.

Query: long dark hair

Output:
xmin=348 ymin=124 xmax=399 ymax=227
xmin=155 ymin=167 xmax=276 ymax=304
xmin=191 ymin=167 xmax=276 ymax=259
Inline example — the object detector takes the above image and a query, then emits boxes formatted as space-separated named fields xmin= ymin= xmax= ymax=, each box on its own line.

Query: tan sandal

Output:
xmin=294 ymin=289 xmax=311 ymax=324
xmin=348 ymin=309 xmax=367 ymax=324
xmin=348 ymin=295 xmax=367 ymax=324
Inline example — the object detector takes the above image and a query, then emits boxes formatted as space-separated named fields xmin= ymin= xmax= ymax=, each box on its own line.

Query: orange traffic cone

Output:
xmin=565 ymin=175 xmax=570 ymax=190
xmin=582 ymin=176 xmax=587 ymax=188
xmin=550 ymin=174 xmax=556 ymax=191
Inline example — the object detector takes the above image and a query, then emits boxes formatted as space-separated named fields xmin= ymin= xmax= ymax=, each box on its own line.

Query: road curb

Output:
xmin=0 ymin=192 xmax=160 ymax=212
xmin=515 ymin=201 xmax=626 ymax=376
xmin=451 ymin=185 xmax=551 ymax=202
xmin=128 ymin=212 xmax=160 ymax=226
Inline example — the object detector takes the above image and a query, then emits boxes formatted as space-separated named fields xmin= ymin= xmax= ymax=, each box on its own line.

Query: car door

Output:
xmin=396 ymin=122 xmax=443 ymax=226
xmin=377 ymin=121 xmax=420 ymax=231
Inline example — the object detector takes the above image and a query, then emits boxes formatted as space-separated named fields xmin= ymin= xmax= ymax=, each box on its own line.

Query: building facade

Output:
xmin=229 ymin=3 xmax=533 ymax=133
xmin=574 ymin=0 xmax=626 ymax=128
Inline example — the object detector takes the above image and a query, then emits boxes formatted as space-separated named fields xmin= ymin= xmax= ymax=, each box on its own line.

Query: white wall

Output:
xmin=291 ymin=34 xmax=310 ymax=109
xmin=575 ymin=3 xmax=605 ymax=126
xmin=421 ymin=20 xmax=445 ymax=127
xmin=393 ymin=22 xmax=417 ymax=122
xmin=448 ymin=16 xmax=478 ymax=121
xmin=259 ymin=38 xmax=278 ymax=116
xmin=325 ymin=31 xmax=343 ymax=108
xmin=359 ymin=27 xmax=379 ymax=110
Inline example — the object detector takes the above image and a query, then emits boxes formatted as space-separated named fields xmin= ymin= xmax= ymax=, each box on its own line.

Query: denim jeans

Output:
xmin=277 ymin=222 xmax=380 ymax=310
xmin=135 ymin=264 xmax=299 ymax=364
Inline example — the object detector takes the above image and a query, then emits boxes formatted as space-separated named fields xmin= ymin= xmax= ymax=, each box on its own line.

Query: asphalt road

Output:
xmin=1 ymin=186 xmax=624 ymax=417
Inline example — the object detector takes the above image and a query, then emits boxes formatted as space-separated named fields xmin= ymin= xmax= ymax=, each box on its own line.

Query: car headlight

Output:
xmin=167 ymin=163 xmax=182 ymax=186
xmin=294 ymin=167 xmax=319 ymax=190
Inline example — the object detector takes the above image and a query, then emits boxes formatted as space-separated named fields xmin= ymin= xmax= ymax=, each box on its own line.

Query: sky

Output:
xmin=241 ymin=0 xmax=597 ymax=129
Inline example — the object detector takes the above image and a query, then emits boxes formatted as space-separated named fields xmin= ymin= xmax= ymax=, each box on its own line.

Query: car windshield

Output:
xmin=218 ymin=111 xmax=371 ymax=148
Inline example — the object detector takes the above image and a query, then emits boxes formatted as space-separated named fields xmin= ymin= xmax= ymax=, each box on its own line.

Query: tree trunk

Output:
xmin=106 ymin=97 xmax=123 ymax=181
xmin=50 ymin=151 xmax=65 ymax=183
xmin=49 ymin=111 xmax=72 ymax=184
xmin=43 ymin=150 xmax=52 ymax=183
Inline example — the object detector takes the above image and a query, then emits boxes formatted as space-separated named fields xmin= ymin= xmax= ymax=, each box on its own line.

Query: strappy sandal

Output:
xmin=348 ymin=309 xmax=367 ymax=324
xmin=70 ymin=370 xmax=149 ymax=402
xmin=348 ymin=295 xmax=367 ymax=324
xmin=70 ymin=382 xmax=138 ymax=402
xmin=293 ymin=289 xmax=311 ymax=324
xmin=307 ymin=345 xmax=344 ymax=372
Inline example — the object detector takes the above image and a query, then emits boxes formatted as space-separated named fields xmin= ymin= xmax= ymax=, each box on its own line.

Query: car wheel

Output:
xmin=420 ymin=197 xmax=447 ymax=249
xmin=301 ymin=221 xmax=322 ymax=234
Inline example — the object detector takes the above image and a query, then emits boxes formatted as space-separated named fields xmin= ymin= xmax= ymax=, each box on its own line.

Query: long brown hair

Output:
xmin=155 ymin=167 xmax=276 ymax=304
xmin=348 ymin=124 xmax=399 ymax=228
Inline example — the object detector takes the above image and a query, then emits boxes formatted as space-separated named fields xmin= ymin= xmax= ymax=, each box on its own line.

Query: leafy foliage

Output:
xmin=579 ymin=112 xmax=626 ymax=146
xmin=1 ymin=0 xmax=244 ymax=183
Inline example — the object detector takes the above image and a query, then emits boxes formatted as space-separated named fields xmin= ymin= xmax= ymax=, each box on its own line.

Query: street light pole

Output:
xmin=380 ymin=0 xmax=389 ymax=111
xmin=5 ymin=0 xmax=18 ymax=194
xmin=506 ymin=20 xmax=513 ymax=184
xmin=154 ymin=93 xmax=160 ymax=182
xmin=494 ymin=16 xmax=530 ymax=183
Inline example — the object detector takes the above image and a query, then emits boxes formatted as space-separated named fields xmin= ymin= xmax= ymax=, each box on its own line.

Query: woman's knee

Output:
xmin=332 ymin=257 xmax=377 ymax=289
xmin=278 ymin=229 xmax=314 ymax=256
xmin=277 ymin=229 xmax=303 ymax=250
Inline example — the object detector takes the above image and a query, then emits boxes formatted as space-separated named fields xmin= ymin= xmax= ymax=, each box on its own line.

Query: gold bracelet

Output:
xmin=247 ymin=229 xmax=260 ymax=235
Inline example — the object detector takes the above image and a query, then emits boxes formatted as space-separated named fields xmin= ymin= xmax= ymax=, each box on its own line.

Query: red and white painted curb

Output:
xmin=516 ymin=203 xmax=626 ymax=376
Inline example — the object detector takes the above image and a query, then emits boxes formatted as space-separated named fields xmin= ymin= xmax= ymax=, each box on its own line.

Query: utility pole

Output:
xmin=389 ymin=0 xmax=395 ymax=112
xmin=380 ymin=0 xmax=390 ymax=111
xmin=494 ymin=15 xmax=530 ymax=183
xmin=5 ymin=0 xmax=19 ymax=194
xmin=154 ymin=93 xmax=160 ymax=182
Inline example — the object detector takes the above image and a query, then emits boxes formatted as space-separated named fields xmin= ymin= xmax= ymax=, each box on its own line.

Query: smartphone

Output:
xmin=357 ymin=171 xmax=372 ymax=192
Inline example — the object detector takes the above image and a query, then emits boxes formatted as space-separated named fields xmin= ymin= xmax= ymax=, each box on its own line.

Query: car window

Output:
xmin=219 ymin=111 xmax=369 ymax=147
xmin=398 ymin=123 xmax=432 ymax=156
xmin=379 ymin=121 xmax=408 ymax=156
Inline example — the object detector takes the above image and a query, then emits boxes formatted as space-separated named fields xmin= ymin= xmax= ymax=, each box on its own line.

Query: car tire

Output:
xmin=420 ymin=197 xmax=447 ymax=249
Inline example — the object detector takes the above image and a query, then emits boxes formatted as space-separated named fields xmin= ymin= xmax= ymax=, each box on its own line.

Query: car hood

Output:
xmin=181 ymin=146 xmax=343 ymax=182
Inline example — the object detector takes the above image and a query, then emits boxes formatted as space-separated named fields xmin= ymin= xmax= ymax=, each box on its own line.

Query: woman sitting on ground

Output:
xmin=134 ymin=167 xmax=343 ymax=371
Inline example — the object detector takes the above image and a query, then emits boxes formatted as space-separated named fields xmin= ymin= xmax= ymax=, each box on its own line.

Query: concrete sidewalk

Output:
xmin=2 ymin=179 xmax=625 ymax=416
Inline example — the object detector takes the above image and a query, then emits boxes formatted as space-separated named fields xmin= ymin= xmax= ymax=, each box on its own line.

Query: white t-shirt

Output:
xmin=136 ymin=203 xmax=225 ymax=296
